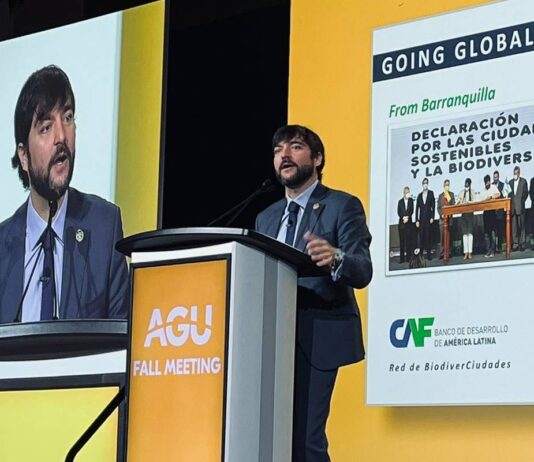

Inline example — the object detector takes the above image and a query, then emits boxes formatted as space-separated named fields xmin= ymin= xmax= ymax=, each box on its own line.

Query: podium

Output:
xmin=117 ymin=228 xmax=319 ymax=462
xmin=0 ymin=320 xmax=127 ymax=461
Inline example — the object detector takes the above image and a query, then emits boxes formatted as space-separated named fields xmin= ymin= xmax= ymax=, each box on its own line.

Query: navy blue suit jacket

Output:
xmin=0 ymin=188 xmax=129 ymax=323
xmin=255 ymin=183 xmax=372 ymax=370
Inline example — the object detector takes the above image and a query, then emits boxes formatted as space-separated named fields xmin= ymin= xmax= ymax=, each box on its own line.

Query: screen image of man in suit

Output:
xmin=415 ymin=177 xmax=435 ymax=260
xmin=508 ymin=165 xmax=529 ymax=251
xmin=397 ymin=186 xmax=413 ymax=263
xmin=437 ymin=179 xmax=454 ymax=259
xmin=481 ymin=174 xmax=501 ymax=258
xmin=255 ymin=125 xmax=372 ymax=462
xmin=0 ymin=65 xmax=129 ymax=323
xmin=493 ymin=170 xmax=505 ymax=252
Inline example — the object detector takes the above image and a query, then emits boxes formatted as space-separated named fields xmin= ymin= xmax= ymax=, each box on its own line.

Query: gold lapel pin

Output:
xmin=76 ymin=229 xmax=85 ymax=243
xmin=313 ymin=203 xmax=320 ymax=210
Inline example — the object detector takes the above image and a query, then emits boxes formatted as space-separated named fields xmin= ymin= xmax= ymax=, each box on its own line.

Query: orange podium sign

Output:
xmin=126 ymin=258 xmax=229 ymax=461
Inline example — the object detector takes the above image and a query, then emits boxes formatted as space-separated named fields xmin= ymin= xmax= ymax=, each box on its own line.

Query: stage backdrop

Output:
xmin=289 ymin=0 xmax=534 ymax=460
xmin=367 ymin=0 xmax=534 ymax=406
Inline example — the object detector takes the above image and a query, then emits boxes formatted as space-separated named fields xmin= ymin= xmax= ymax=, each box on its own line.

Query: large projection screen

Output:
xmin=0 ymin=13 xmax=122 ymax=216
xmin=368 ymin=0 xmax=534 ymax=405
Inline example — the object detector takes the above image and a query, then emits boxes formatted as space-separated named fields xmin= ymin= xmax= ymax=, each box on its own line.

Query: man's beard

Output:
xmin=276 ymin=162 xmax=315 ymax=189
xmin=28 ymin=144 xmax=74 ymax=201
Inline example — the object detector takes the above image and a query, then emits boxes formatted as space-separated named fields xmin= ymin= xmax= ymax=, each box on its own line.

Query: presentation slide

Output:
xmin=367 ymin=0 xmax=534 ymax=405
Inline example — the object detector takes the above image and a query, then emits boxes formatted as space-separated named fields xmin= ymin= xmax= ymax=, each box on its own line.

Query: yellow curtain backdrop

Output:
xmin=116 ymin=0 xmax=165 ymax=237
xmin=288 ymin=1 xmax=534 ymax=461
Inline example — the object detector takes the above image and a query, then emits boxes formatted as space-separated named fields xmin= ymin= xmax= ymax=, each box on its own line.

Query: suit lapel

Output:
xmin=60 ymin=188 xmax=89 ymax=318
xmin=294 ymin=183 xmax=328 ymax=251
xmin=263 ymin=200 xmax=286 ymax=238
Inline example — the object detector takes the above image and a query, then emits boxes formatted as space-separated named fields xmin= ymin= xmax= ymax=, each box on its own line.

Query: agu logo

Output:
xmin=390 ymin=317 xmax=434 ymax=348
xmin=144 ymin=305 xmax=213 ymax=347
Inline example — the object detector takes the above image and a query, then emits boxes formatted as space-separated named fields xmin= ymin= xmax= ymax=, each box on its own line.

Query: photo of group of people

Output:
xmin=387 ymin=104 xmax=534 ymax=272
xmin=390 ymin=167 xmax=534 ymax=270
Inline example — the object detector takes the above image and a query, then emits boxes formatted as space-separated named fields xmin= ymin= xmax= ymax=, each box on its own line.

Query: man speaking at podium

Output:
xmin=256 ymin=125 xmax=372 ymax=461
xmin=0 ymin=65 xmax=129 ymax=323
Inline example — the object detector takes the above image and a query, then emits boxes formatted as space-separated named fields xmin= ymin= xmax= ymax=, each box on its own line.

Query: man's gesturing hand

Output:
xmin=304 ymin=231 xmax=337 ymax=267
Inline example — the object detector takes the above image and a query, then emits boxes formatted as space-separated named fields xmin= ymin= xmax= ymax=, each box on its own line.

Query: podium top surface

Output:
xmin=116 ymin=227 xmax=326 ymax=277
xmin=0 ymin=319 xmax=127 ymax=361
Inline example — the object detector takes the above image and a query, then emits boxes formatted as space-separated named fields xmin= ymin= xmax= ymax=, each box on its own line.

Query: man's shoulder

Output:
xmin=69 ymin=188 xmax=120 ymax=216
xmin=322 ymin=185 xmax=355 ymax=202
xmin=257 ymin=197 xmax=285 ymax=219
xmin=0 ymin=202 xmax=27 ymax=240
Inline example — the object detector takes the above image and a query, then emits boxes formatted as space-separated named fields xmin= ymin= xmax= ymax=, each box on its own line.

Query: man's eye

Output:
xmin=64 ymin=113 xmax=74 ymax=123
xmin=291 ymin=144 xmax=302 ymax=150
xmin=40 ymin=124 xmax=51 ymax=134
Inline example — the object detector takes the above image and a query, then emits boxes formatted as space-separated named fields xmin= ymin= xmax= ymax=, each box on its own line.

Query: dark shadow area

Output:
xmin=0 ymin=0 xmax=156 ymax=40
xmin=161 ymin=1 xmax=289 ymax=229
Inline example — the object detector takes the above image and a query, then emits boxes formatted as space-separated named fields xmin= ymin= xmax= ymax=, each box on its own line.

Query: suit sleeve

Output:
xmin=430 ymin=192 xmax=435 ymax=218
xmin=397 ymin=200 xmax=403 ymax=220
xmin=107 ymin=208 xmax=130 ymax=319
xmin=334 ymin=195 xmax=372 ymax=290
xmin=415 ymin=196 xmax=420 ymax=222
xmin=530 ymin=178 xmax=534 ymax=204
xmin=437 ymin=195 xmax=442 ymax=218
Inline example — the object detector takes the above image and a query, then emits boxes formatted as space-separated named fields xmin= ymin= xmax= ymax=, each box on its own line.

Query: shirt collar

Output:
xmin=27 ymin=190 xmax=69 ymax=250
xmin=285 ymin=179 xmax=319 ymax=211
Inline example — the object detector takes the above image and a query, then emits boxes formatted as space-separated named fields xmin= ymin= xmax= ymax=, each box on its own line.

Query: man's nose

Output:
xmin=54 ymin=119 xmax=66 ymax=144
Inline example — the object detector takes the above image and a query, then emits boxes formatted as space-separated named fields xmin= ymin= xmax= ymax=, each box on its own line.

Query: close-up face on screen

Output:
xmin=0 ymin=12 xmax=123 ymax=217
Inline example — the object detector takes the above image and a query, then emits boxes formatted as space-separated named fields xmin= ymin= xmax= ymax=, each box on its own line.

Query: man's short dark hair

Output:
xmin=493 ymin=170 xmax=500 ymax=176
xmin=11 ymin=65 xmax=75 ymax=189
xmin=272 ymin=125 xmax=325 ymax=180
xmin=484 ymin=174 xmax=491 ymax=183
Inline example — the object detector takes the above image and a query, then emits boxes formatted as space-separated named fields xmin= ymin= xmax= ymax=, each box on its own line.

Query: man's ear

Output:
xmin=314 ymin=152 xmax=323 ymax=168
xmin=17 ymin=143 xmax=29 ymax=173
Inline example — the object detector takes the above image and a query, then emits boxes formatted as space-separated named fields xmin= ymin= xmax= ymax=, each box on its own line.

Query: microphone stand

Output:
xmin=207 ymin=179 xmax=276 ymax=227
xmin=13 ymin=245 xmax=44 ymax=323
xmin=48 ymin=200 xmax=59 ymax=320
xmin=13 ymin=199 xmax=58 ymax=323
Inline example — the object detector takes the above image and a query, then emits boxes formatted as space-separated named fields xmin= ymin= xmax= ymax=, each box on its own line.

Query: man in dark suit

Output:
xmin=397 ymin=186 xmax=413 ymax=263
xmin=437 ymin=179 xmax=454 ymax=259
xmin=255 ymin=125 xmax=372 ymax=462
xmin=493 ymin=170 xmax=505 ymax=252
xmin=509 ymin=166 xmax=529 ymax=251
xmin=0 ymin=65 xmax=128 ymax=323
xmin=415 ymin=177 xmax=435 ymax=260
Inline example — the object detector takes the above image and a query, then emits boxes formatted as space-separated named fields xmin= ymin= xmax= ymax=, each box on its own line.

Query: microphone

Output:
xmin=207 ymin=179 xmax=277 ymax=227
xmin=12 ymin=199 xmax=59 ymax=323
xmin=47 ymin=200 xmax=59 ymax=320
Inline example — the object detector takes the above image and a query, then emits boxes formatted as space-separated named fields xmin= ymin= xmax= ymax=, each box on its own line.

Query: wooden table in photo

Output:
xmin=442 ymin=197 xmax=511 ymax=263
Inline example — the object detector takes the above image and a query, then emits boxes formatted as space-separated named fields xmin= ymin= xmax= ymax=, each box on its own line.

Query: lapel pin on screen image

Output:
xmin=75 ymin=229 xmax=85 ymax=243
